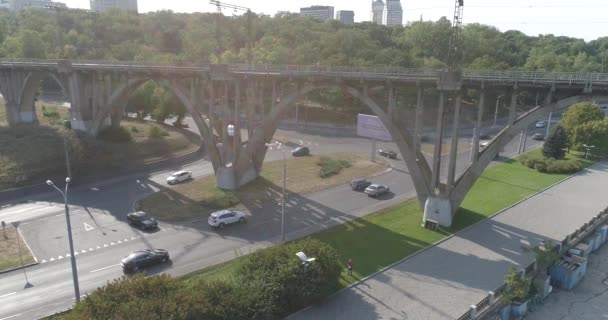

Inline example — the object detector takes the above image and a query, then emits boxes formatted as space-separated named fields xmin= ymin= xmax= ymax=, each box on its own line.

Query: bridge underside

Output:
xmin=0 ymin=60 xmax=604 ymax=227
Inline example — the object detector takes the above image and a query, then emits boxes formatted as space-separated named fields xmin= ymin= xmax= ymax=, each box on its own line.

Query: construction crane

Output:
xmin=447 ymin=0 xmax=464 ymax=71
xmin=209 ymin=0 xmax=253 ymax=64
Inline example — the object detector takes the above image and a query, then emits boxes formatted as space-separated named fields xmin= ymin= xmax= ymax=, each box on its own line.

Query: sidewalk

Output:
xmin=288 ymin=162 xmax=608 ymax=320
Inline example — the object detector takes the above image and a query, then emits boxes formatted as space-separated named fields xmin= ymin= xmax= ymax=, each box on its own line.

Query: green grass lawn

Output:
xmin=183 ymin=150 xmax=598 ymax=294
xmin=0 ymin=227 xmax=35 ymax=272
xmin=0 ymin=103 xmax=198 ymax=191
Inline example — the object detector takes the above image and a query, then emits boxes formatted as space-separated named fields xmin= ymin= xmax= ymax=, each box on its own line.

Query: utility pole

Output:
xmin=209 ymin=0 xmax=253 ymax=65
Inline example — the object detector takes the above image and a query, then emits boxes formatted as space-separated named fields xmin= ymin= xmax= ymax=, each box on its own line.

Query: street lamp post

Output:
xmin=47 ymin=177 xmax=80 ymax=303
xmin=266 ymin=141 xmax=286 ymax=242
xmin=583 ymin=144 xmax=595 ymax=160
xmin=493 ymin=95 xmax=505 ymax=127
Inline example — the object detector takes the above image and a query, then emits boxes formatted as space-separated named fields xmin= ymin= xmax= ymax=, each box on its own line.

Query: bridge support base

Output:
xmin=216 ymin=165 xmax=258 ymax=190
xmin=423 ymin=196 xmax=452 ymax=228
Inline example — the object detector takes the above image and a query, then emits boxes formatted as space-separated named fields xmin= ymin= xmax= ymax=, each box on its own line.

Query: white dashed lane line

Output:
xmin=90 ymin=264 xmax=120 ymax=273
xmin=0 ymin=292 xmax=16 ymax=298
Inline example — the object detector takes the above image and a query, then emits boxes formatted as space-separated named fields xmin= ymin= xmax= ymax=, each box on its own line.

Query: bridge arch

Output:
xmin=242 ymin=82 xmax=433 ymax=206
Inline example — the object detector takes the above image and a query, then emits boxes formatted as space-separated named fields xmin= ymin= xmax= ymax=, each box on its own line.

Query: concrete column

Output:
xmin=414 ymin=86 xmax=424 ymax=152
xmin=271 ymin=79 xmax=277 ymax=111
xmin=522 ymin=127 xmax=528 ymax=152
xmin=258 ymin=81 xmax=265 ymax=125
xmin=471 ymin=89 xmax=485 ymax=162
xmin=387 ymin=85 xmax=396 ymax=123
xmin=447 ymin=92 xmax=462 ymax=189
xmin=4 ymin=103 xmax=20 ymax=126
xmin=517 ymin=130 xmax=525 ymax=154
xmin=508 ymin=87 xmax=518 ymax=126
xmin=234 ymin=80 xmax=242 ymax=166
xmin=431 ymin=91 xmax=446 ymax=192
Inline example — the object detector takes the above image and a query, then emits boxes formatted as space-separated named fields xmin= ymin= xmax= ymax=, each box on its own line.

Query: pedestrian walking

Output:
xmin=347 ymin=258 xmax=353 ymax=276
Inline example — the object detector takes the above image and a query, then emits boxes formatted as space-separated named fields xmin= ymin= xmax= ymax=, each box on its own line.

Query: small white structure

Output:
xmin=296 ymin=251 xmax=316 ymax=272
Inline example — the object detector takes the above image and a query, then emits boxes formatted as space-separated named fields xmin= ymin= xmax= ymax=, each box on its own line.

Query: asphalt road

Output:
xmin=0 ymin=119 xmax=544 ymax=320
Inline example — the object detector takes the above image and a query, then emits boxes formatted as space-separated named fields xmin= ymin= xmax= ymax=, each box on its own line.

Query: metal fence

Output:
xmin=2 ymin=59 xmax=608 ymax=87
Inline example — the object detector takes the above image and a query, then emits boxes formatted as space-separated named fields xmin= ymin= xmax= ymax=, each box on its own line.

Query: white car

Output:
xmin=364 ymin=184 xmax=390 ymax=197
xmin=535 ymin=121 xmax=546 ymax=128
xmin=480 ymin=141 xmax=490 ymax=148
xmin=166 ymin=170 xmax=192 ymax=185
xmin=208 ymin=210 xmax=247 ymax=229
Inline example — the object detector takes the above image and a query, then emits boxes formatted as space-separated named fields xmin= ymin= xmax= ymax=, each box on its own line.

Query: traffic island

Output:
xmin=0 ymin=226 xmax=36 ymax=273
xmin=139 ymin=153 xmax=390 ymax=221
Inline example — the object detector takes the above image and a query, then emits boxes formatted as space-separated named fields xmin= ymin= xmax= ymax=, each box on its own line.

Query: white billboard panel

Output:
xmin=357 ymin=114 xmax=392 ymax=141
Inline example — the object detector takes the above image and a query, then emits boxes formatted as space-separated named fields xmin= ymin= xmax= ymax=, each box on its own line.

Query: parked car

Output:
xmin=532 ymin=133 xmax=545 ymax=141
xmin=480 ymin=141 xmax=490 ymax=148
xmin=208 ymin=210 xmax=247 ymax=229
xmin=351 ymin=178 xmax=372 ymax=191
xmin=535 ymin=121 xmax=546 ymax=128
xmin=364 ymin=184 xmax=390 ymax=197
xmin=127 ymin=211 xmax=158 ymax=230
xmin=378 ymin=149 xmax=397 ymax=159
xmin=121 ymin=249 xmax=170 ymax=273
xmin=291 ymin=146 xmax=310 ymax=157
xmin=166 ymin=170 xmax=192 ymax=185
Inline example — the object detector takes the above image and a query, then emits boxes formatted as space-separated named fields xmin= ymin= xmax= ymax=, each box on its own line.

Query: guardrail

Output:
xmin=2 ymin=59 xmax=608 ymax=86
xmin=456 ymin=206 xmax=608 ymax=320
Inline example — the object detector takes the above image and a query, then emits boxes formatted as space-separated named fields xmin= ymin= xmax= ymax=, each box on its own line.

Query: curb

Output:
xmin=286 ymin=160 xmax=605 ymax=319
xmin=0 ymin=261 xmax=39 ymax=274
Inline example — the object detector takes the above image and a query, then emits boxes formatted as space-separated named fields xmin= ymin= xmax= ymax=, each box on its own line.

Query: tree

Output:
xmin=502 ymin=267 xmax=531 ymax=304
xmin=571 ymin=119 xmax=608 ymax=155
xmin=561 ymin=102 xmax=604 ymax=135
xmin=543 ymin=125 xmax=568 ymax=159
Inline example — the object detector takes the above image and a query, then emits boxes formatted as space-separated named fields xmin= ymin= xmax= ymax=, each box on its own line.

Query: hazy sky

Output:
xmin=63 ymin=0 xmax=608 ymax=41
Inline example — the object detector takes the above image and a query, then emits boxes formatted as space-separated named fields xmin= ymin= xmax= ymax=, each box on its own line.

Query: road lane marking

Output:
xmin=90 ymin=264 xmax=120 ymax=273
xmin=49 ymin=257 xmax=55 ymax=261
xmin=117 ymin=240 xmax=122 ymax=244
xmin=103 ymin=244 xmax=108 ymax=247
xmin=89 ymin=247 xmax=94 ymax=251
xmin=96 ymin=245 xmax=101 ymax=249
xmin=110 ymin=242 xmax=115 ymax=246
xmin=41 ymin=259 xmax=47 ymax=263
xmin=57 ymin=256 xmax=63 ymax=259
xmin=83 ymin=222 xmax=94 ymax=231
xmin=0 ymin=313 xmax=22 ymax=320
xmin=0 ymin=292 xmax=16 ymax=298
xmin=81 ymin=249 xmax=86 ymax=253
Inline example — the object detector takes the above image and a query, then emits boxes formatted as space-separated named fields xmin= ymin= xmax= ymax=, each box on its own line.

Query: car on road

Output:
xmin=535 ymin=121 xmax=546 ymax=128
xmin=480 ymin=141 xmax=490 ymax=148
xmin=291 ymin=146 xmax=310 ymax=157
xmin=532 ymin=133 xmax=545 ymax=140
xmin=127 ymin=211 xmax=158 ymax=230
xmin=121 ymin=249 xmax=170 ymax=273
xmin=166 ymin=170 xmax=192 ymax=185
xmin=208 ymin=210 xmax=247 ymax=229
xmin=479 ymin=134 xmax=493 ymax=140
xmin=351 ymin=178 xmax=372 ymax=191
xmin=378 ymin=149 xmax=397 ymax=159
xmin=364 ymin=184 xmax=390 ymax=197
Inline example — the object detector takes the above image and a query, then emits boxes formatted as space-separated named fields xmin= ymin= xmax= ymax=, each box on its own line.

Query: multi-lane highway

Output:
xmin=0 ymin=120 xmax=545 ymax=320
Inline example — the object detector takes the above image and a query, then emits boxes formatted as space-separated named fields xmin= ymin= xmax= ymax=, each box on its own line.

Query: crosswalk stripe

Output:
xmin=41 ymin=259 xmax=47 ymax=263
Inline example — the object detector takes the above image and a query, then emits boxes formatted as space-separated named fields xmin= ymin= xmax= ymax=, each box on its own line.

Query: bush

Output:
xmin=236 ymin=238 xmax=342 ymax=317
xmin=533 ymin=162 xmax=547 ymax=173
xmin=98 ymin=126 xmax=132 ymax=143
xmin=67 ymin=274 xmax=210 ymax=320
xmin=41 ymin=105 xmax=60 ymax=118
xmin=147 ymin=125 xmax=169 ymax=139
xmin=519 ymin=156 xmax=581 ymax=174
xmin=318 ymin=157 xmax=352 ymax=178
xmin=130 ymin=126 xmax=139 ymax=133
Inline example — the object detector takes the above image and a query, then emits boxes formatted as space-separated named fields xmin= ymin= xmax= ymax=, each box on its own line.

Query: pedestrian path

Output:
xmin=288 ymin=162 xmax=608 ymax=320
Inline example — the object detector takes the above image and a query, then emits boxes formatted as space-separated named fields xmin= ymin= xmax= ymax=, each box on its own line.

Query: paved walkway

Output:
xmin=289 ymin=162 xmax=608 ymax=320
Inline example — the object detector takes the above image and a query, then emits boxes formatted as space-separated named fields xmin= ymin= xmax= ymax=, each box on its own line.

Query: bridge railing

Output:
xmin=3 ymin=59 xmax=608 ymax=85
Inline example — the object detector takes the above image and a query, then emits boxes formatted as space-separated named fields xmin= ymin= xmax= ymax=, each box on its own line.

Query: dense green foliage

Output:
xmin=561 ymin=102 xmax=605 ymax=144
xmin=542 ymin=125 xmax=568 ymax=159
xmin=571 ymin=119 xmax=608 ymax=155
xmin=146 ymin=125 xmax=169 ymax=139
xmin=317 ymin=156 xmax=352 ymax=178
xmin=502 ymin=267 xmax=531 ymax=304
xmin=98 ymin=126 xmax=133 ymax=143
xmin=1 ymin=8 xmax=608 ymax=72
xmin=62 ymin=239 xmax=341 ymax=320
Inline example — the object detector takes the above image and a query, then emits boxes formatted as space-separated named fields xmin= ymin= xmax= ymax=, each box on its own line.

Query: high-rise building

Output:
xmin=371 ymin=0 xmax=384 ymax=24
xmin=383 ymin=0 xmax=403 ymax=26
xmin=90 ymin=0 xmax=137 ymax=13
xmin=336 ymin=10 xmax=354 ymax=25
xmin=299 ymin=5 xmax=334 ymax=21
xmin=4 ymin=0 xmax=67 ymax=11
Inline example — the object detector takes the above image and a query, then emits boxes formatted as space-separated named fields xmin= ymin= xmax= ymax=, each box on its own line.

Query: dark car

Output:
xmin=351 ymin=178 xmax=372 ymax=191
xmin=378 ymin=149 xmax=397 ymax=159
xmin=479 ymin=133 xmax=493 ymax=140
xmin=291 ymin=146 xmax=310 ymax=157
xmin=121 ymin=249 xmax=170 ymax=273
xmin=532 ymin=133 xmax=545 ymax=141
xmin=127 ymin=211 xmax=158 ymax=230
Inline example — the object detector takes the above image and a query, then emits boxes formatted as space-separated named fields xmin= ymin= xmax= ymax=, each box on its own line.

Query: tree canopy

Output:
xmin=1 ymin=8 xmax=608 ymax=72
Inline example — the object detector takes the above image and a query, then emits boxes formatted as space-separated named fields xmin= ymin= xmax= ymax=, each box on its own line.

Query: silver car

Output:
xmin=208 ymin=210 xmax=247 ymax=229
xmin=364 ymin=184 xmax=390 ymax=197
xmin=166 ymin=170 xmax=192 ymax=185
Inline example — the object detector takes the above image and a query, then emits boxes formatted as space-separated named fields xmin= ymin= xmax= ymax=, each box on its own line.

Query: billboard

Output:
xmin=357 ymin=114 xmax=392 ymax=141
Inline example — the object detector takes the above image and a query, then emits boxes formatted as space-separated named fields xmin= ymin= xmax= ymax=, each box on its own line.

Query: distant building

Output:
xmin=90 ymin=0 xmax=137 ymax=13
xmin=336 ymin=10 xmax=354 ymax=25
xmin=299 ymin=5 xmax=334 ymax=21
xmin=4 ymin=0 xmax=67 ymax=11
xmin=383 ymin=0 xmax=403 ymax=26
xmin=371 ymin=0 xmax=384 ymax=24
